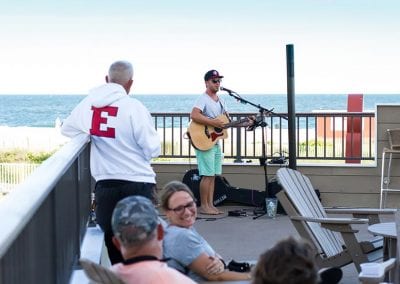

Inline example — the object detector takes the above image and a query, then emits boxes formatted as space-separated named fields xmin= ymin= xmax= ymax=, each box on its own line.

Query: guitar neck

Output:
xmin=224 ymin=118 xmax=248 ymax=129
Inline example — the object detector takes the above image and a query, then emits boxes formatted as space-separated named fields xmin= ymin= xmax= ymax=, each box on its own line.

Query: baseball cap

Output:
xmin=111 ymin=195 xmax=159 ymax=243
xmin=204 ymin=69 xmax=224 ymax=81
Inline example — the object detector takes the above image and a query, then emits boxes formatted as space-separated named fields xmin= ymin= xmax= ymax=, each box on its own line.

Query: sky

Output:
xmin=0 ymin=0 xmax=399 ymax=95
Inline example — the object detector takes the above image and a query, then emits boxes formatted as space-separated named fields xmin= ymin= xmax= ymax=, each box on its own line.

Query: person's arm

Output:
xmin=60 ymin=118 xmax=85 ymax=137
xmin=190 ymin=107 xmax=226 ymax=129
xmin=60 ymin=100 xmax=91 ymax=137
xmin=188 ymin=252 xmax=251 ymax=281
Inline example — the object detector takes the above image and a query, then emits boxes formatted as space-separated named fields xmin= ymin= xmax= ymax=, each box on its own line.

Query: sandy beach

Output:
xmin=0 ymin=126 xmax=69 ymax=151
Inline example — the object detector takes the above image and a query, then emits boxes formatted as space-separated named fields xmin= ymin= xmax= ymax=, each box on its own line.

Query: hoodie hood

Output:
xmin=89 ymin=83 xmax=128 ymax=108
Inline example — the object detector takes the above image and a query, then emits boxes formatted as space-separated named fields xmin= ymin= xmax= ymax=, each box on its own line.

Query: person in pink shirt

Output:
xmin=111 ymin=195 xmax=195 ymax=284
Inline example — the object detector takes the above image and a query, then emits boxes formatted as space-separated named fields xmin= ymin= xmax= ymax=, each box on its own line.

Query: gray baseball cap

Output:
xmin=111 ymin=195 xmax=159 ymax=244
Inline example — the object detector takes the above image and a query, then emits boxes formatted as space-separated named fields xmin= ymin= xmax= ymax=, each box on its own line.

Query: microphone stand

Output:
xmin=220 ymin=88 xmax=287 ymax=219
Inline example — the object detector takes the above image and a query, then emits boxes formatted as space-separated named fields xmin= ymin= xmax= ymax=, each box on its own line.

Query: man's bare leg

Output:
xmin=208 ymin=176 xmax=217 ymax=213
xmin=199 ymin=176 xmax=216 ymax=214
xmin=210 ymin=176 xmax=223 ymax=214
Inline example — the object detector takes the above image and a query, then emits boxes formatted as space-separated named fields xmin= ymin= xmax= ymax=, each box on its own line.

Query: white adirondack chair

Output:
xmin=276 ymin=167 xmax=396 ymax=272
xmin=359 ymin=210 xmax=400 ymax=284
xmin=80 ymin=258 xmax=125 ymax=284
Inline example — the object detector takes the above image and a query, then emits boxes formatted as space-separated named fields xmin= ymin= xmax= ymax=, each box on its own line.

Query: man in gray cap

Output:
xmin=110 ymin=195 xmax=195 ymax=284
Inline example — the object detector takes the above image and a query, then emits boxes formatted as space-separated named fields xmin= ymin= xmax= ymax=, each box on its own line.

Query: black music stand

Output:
xmin=219 ymin=88 xmax=287 ymax=219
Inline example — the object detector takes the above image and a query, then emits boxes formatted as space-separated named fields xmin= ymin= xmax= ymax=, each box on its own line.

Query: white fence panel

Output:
xmin=0 ymin=163 xmax=39 ymax=194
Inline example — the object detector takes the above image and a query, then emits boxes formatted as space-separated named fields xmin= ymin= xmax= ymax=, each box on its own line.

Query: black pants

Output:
xmin=94 ymin=180 xmax=157 ymax=264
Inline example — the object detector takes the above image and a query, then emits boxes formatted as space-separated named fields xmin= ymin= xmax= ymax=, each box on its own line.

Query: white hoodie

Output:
xmin=61 ymin=83 xmax=161 ymax=183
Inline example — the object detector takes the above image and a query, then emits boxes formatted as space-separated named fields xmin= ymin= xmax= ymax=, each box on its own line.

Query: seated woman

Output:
xmin=160 ymin=180 xmax=251 ymax=282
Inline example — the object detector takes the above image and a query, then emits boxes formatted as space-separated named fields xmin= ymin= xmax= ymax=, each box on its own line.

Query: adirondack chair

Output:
xmin=276 ymin=167 xmax=396 ymax=272
xmin=80 ymin=258 xmax=125 ymax=284
xmin=359 ymin=210 xmax=400 ymax=284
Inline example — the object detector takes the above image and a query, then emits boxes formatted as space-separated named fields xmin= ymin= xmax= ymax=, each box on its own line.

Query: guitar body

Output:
xmin=187 ymin=114 xmax=230 ymax=151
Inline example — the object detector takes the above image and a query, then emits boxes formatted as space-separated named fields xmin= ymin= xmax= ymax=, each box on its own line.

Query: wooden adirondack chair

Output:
xmin=80 ymin=258 xmax=125 ymax=284
xmin=359 ymin=210 xmax=400 ymax=284
xmin=276 ymin=167 xmax=396 ymax=272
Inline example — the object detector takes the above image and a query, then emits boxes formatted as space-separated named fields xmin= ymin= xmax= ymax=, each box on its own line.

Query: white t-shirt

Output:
xmin=193 ymin=93 xmax=227 ymax=119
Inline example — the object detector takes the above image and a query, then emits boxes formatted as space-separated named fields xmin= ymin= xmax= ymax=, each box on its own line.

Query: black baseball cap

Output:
xmin=204 ymin=70 xmax=224 ymax=81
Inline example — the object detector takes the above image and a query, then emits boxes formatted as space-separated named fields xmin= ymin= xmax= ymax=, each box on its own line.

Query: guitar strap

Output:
xmin=218 ymin=100 xmax=231 ymax=122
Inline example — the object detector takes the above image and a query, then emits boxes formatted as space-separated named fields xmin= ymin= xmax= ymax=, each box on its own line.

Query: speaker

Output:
xmin=182 ymin=169 xmax=265 ymax=207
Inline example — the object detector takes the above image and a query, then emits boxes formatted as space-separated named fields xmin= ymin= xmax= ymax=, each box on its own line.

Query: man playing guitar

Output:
xmin=190 ymin=70 xmax=254 ymax=215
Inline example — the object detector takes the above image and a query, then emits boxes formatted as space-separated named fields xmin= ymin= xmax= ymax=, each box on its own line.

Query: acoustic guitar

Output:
xmin=186 ymin=114 xmax=250 ymax=151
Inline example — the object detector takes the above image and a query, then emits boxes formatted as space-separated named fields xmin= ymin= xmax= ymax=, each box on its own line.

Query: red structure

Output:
xmin=346 ymin=94 xmax=363 ymax=163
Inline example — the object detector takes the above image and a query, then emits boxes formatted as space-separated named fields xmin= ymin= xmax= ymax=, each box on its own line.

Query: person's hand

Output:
xmin=212 ymin=117 xmax=227 ymax=129
xmin=247 ymin=115 xmax=256 ymax=125
xmin=206 ymin=256 xmax=225 ymax=275
xmin=246 ymin=115 xmax=259 ymax=131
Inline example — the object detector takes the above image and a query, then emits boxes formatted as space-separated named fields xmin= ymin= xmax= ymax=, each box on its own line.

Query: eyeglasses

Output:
xmin=211 ymin=79 xmax=221 ymax=84
xmin=169 ymin=201 xmax=196 ymax=214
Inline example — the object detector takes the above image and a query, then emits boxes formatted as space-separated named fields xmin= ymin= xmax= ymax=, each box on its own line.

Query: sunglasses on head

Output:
xmin=211 ymin=79 xmax=221 ymax=84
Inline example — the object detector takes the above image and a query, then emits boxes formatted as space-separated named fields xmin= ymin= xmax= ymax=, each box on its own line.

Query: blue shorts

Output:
xmin=195 ymin=144 xmax=222 ymax=176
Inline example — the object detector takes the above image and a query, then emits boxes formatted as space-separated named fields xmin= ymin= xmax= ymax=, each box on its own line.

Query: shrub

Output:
xmin=0 ymin=149 xmax=55 ymax=164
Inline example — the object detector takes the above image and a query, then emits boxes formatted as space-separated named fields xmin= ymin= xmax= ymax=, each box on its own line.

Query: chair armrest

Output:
xmin=358 ymin=258 xmax=396 ymax=284
xmin=80 ymin=225 xmax=105 ymax=263
xmin=291 ymin=216 xmax=369 ymax=225
xmin=324 ymin=208 xmax=396 ymax=225
xmin=291 ymin=216 xmax=368 ymax=233
xmin=325 ymin=208 xmax=396 ymax=215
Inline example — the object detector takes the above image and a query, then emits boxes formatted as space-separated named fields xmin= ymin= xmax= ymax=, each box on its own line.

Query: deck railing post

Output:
xmin=234 ymin=127 xmax=243 ymax=163
xmin=286 ymin=44 xmax=297 ymax=169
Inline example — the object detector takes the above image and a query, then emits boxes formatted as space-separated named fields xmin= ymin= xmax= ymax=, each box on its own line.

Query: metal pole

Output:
xmin=286 ymin=44 xmax=297 ymax=169
xmin=234 ymin=128 xmax=243 ymax=163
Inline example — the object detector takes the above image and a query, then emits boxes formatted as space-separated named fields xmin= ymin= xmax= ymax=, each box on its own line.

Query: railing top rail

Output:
xmin=0 ymin=134 xmax=90 ymax=258
xmin=150 ymin=111 xmax=374 ymax=116
xmin=298 ymin=112 xmax=374 ymax=117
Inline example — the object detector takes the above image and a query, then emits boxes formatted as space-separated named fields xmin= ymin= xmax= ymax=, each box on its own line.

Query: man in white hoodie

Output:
xmin=61 ymin=60 xmax=161 ymax=264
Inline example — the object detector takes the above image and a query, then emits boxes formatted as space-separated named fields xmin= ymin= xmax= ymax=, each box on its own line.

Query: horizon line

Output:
xmin=0 ymin=93 xmax=399 ymax=96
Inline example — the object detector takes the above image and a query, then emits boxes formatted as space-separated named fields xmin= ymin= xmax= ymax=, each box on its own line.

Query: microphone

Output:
xmin=220 ymin=86 xmax=235 ymax=93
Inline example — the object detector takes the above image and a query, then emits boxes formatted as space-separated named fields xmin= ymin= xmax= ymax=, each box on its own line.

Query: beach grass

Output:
xmin=0 ymin=149 xmax=55 ymax=163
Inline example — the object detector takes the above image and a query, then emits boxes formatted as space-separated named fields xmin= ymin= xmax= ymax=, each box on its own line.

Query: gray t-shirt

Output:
xmin=163 ymin=225 xmax=217 ymax=282
xmin=193 ymin=93 xmax=227 ymax=119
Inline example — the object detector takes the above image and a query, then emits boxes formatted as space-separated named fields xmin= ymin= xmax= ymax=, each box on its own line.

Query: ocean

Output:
xmin=0 ymin=94 xmax=398 ymax=127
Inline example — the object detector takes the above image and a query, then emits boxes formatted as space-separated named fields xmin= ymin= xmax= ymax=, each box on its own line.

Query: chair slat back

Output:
xmin=394 ymin=210 xmax=400 ymax=284
xmin=388 ymin=128 xmax=400 ymax=150
xmin=277 ymin=168 xmax=344 ymax=257
xmin=80 ymin=258 xmax=125 ymax=284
